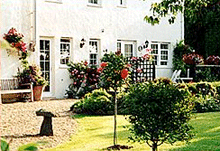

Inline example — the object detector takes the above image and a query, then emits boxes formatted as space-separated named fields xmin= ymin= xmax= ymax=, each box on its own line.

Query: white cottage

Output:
xmin=1 ymin=0 xmax=184 ymax=98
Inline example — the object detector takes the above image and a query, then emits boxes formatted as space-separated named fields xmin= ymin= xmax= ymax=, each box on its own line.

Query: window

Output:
xmin=89 ymin=39 xmax=99 ymax=66
xmin=151 ymin=42 xmax=170 ymax=66
xmin=60 ymin=39 xmax=71 ymax=65
xmin=117 ymin=40 xmax=136 ymax=58
xmin=45 ymin=0 xmax=62 ymax=3
xmin=88 ymin=0 xmax=99 ymax=5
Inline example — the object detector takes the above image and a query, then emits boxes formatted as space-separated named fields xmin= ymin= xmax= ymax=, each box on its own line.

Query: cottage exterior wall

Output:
xmin=1 ymin=0 xmax=184 ymax=98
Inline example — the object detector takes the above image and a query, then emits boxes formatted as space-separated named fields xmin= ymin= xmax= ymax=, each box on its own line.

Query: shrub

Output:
xmin=66 ymin=61 xmax=100 ymax=98
xmin=177 ymin=82 xmax=220 ymax=113
xmin=70 ymin=88 xmax=113 ymax=115
xmin=172 ymin=41 xmax=193 ymax=77
xmin=124 ymin=78 xmax=194 ymax=151
xmin=193 ymin=94 xmax=220 ymax=113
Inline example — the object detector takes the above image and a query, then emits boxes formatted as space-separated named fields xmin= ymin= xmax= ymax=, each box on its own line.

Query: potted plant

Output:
xmin=18 ymin=60 xmax=48 ymax=101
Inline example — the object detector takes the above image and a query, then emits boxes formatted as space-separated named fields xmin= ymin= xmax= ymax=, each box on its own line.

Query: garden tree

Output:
xmin=124 ymin=78 xmax=194 ymax=151
xmin=144 ymin=0 xmax=220 ymax=57
xmin=99 ymin=52 xmax=130 ymax=149
xmin=144 ymin=0 xmax=219 ymax=25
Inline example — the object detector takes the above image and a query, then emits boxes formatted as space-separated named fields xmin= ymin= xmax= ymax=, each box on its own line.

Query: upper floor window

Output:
xmin=60 ymin=39 xmax=71 ymax=65
xmin=151 ymin=42 xmax=170 ymax=66
xmin=88 ymin=0 xmax=98 ymax=4
xmin=45 ymin=0 xmax=62 ymax=3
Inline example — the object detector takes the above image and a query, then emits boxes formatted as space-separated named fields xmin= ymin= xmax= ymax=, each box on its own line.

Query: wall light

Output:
xmin=80 ymin=38 xmax=86 ymax=48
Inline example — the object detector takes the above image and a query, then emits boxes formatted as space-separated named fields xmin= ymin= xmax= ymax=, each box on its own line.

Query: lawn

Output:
xmin=44 ymin=112 xmax=220 ymax=151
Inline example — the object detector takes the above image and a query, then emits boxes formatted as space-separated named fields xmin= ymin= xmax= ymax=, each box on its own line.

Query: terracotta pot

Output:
xmin=33 ymin=85 xmax=45 ymax=101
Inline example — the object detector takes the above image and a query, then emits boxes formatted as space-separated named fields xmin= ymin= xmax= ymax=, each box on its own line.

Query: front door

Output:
xmin=40 ymin=39 xmax=52 ymax=96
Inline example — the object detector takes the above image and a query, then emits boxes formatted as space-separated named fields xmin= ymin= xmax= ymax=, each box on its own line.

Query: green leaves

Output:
xmin=124 ymin=78 xmax=194 ymax=150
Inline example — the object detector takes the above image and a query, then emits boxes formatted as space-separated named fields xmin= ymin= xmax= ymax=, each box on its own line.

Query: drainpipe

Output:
xmin=34 ymin=0 xmax=36 ymax=43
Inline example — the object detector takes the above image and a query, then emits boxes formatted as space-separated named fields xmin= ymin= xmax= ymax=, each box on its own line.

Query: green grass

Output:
xmin=44 ymin=112 xmax=220 ymax=151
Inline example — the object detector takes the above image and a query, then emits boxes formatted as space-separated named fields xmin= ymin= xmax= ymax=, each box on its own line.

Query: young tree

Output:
xmin=99 ymin=52 xmax=129 ymax=149
xmin=124 ymin=78 xmax=194 ymax=151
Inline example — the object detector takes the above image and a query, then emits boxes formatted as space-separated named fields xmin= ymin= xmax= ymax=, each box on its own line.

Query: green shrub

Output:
xmin=193 ymin=94 xmax=220 ymax=113
xmin=124 ymin=77 xmax=194 ymax=151
xmin=71 ymin=88 xmax=113 ymax=115
xmin=178 ymin=82 xmax=220 ymax=113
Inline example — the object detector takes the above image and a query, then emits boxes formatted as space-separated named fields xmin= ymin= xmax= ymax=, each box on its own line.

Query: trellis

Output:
xmin=125 ymin=57 xmax=155 ymax=83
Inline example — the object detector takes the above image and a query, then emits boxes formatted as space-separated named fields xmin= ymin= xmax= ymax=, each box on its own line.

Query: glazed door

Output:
xmin=40 ymin=39 xmax=52 ymax=96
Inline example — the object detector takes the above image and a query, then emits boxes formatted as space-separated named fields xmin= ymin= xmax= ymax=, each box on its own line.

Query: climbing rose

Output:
xmin=100 ymin=62 xmax=108 ymax=68
xmin=121 ymin=69 xmax=128 ymax=79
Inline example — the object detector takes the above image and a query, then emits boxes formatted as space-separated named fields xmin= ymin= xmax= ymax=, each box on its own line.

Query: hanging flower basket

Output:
xmin=3 ymin=27 xmax=28 ymax=60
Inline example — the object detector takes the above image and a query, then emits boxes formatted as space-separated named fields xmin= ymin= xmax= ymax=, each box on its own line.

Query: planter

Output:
xmin=33 ymin=85 xmax=45 ymax=101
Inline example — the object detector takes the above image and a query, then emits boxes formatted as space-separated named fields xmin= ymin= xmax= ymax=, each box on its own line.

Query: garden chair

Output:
xmin=171 ymin=70 xmax=181 ymax=83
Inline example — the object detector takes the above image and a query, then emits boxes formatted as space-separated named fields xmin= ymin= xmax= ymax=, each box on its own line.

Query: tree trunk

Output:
xmin=113 ymin=90 xmax=117 ymax=146
xmin=152 ymin=143 xmax=157 ymax=151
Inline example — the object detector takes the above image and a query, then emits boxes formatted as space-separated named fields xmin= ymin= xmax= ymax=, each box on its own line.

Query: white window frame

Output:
xmin=89 ymin=39 xmax=100 ymax=67
xmin=60 ymin=38 xmax=71 ymax=66
xmin=88 ymin=0 xmax=101 ymax=7
xmin=117 ymin=40 xmax=137 ymax=58
xmin=150 ymin=42 xmax=170 ymax=66
xmin=45 ymin=0 xmax=62 ymax=4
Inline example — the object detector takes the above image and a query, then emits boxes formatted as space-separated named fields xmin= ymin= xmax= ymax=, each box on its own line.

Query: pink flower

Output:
xmin=100 ymin=62 xmax=108 ymax=68
xmin=142 ymin=54 xmax=150 ymax=60
xmin=136 ymin=68 xmax=142 ymax=73
xmin=127 ymin=64 xmax=132 ymax=68
xmin=131 ymin=57 xmax=138 ymax=61
xmin=121 ymin=69 xmax=128 ymax=79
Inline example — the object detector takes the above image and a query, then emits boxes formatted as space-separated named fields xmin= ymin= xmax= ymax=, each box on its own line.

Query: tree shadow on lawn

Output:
xmin=94 ymin=129 xmax=134 ymax=150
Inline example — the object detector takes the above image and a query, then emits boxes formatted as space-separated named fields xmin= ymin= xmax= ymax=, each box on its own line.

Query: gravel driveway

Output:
xmin=1 ymin=99 xmax=77 ymax=151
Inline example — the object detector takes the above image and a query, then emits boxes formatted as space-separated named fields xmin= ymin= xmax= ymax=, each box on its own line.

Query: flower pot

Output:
xmin=33 ymin=85 xmax=45 ymax=101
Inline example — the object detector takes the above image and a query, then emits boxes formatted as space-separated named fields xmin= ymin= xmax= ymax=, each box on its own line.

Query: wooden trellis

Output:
xmin=125 ymin=57 xmax=155 ymax=83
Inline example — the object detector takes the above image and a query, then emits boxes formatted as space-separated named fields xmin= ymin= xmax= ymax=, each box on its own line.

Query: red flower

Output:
xmin=121 ymin=69 xmax=128 ymax=79
xmin=84 ymin=61 xmax=88 ymax=66
xmin=97 ymin=67 xmax=103 ymax=73
xmin=100 ymin=62 xmax=108 ymax=68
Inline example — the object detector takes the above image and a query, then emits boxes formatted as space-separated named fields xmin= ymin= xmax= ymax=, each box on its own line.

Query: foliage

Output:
xmin=185 ymin=1 xmax=220 ymax=58
xmin=193 ymin=94 xmax=220 ymax=113
xmin=17 ymin=143 xmax=38 ymax=151
xmin=17 ymin=59 xmax=48 ymax=86
xmin=124 ymin=77 xmax=194 ymax=151
xmin=194 ymin=66 xmax=220 ymax=82
xmin=66 ymin=61 xmax=100 ymax=98
xmin=143 ymin=0 xmax=219 ymax=24
xmin=172 ymin=41 xmax=193 ymax=76
xmin=1 ymin=138 xmax=39 ymax=151
xmin=99 ymin=52 xmax=129 ymax=91
xmin=1 ymin=138 xmax=9 ymax=151
xmin=178 ymin=82 xmax=220 ymax=113
xmin=70 ymin=88 xmax=113 ymax=115
xmin=3 ymin=27 xmax=28 ymax=60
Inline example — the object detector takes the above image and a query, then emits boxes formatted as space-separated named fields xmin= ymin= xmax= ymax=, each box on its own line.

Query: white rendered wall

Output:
xmin=1 ymin=0 xmax=183 ymax=98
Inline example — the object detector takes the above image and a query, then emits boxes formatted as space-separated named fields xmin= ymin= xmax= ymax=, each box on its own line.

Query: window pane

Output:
xmin=161 ymin=44 xmax=168 ymax=49
xmin=125 ymin=44 xmax=133 ymax=58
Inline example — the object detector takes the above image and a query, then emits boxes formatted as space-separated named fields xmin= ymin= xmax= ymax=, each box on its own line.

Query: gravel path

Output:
xmin=1 ymin=99 xmax=78 ymax=151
